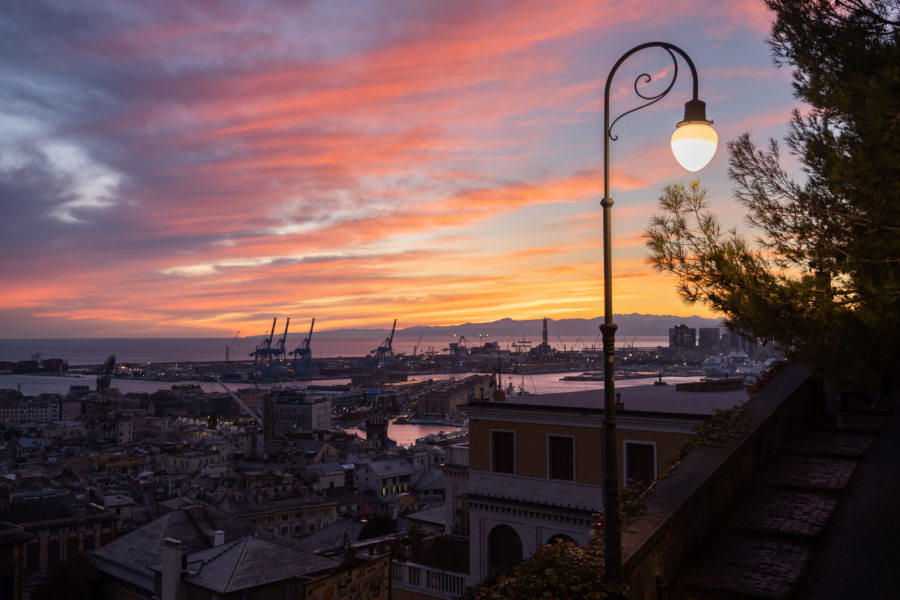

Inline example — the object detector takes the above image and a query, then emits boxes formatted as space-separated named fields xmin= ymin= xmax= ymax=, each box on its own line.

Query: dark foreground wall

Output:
xmin=622 ymin=364 xmax=821 ymax=599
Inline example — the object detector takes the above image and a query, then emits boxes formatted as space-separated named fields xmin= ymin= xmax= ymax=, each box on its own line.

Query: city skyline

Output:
xmin=1 ymin=0 xmax=797 ymax=338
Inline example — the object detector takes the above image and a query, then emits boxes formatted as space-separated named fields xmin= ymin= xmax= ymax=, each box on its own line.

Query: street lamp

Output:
xmin=600 ymin=42 xmax=716 ymax=594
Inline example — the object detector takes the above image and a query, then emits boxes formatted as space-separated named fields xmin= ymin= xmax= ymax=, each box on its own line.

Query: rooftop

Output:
xmin=92 ymin=505 xmax=252 ymax=591
xmin=151 ymin=535 xmax=340 ymax=593
xmin=367 ymin=457 xmax=418 ymax=479
xmin=472 ymin=382 xmax=746 ymax=416
xmin=289 ymin=519 xmax=365 ymax=553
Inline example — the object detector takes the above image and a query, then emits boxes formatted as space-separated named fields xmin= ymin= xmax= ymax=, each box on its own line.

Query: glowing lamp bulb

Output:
xmin=671 ymin=98 xmax=718 ymax=172
xmin=671 ymin=122 xmax=718 ymax=171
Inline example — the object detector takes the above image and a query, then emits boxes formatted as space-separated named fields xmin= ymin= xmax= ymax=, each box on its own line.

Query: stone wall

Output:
xmin=622 ymin=364 xmax=822 ymax=599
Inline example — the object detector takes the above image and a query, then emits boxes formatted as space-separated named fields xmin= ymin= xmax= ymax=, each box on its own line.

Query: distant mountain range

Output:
xmin=306 ymin=314 xmax=724 ymax=340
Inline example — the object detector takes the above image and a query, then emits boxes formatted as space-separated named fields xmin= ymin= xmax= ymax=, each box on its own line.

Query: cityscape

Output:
xmin=1 ymin=1 xmax=897 ymax=599
xmin=0 ymin=315 xmax=782 ymax=600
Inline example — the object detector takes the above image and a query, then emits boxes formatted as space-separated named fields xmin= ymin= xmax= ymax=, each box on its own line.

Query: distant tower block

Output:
xmin=366 ymin=417 xmax=389 ymax=449
xmin=543 ymin=317 xmax=549 ymax=346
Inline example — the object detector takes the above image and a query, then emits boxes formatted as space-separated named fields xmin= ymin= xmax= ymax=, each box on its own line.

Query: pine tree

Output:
xmin=646 ymin=0 xmax=899 ymax=393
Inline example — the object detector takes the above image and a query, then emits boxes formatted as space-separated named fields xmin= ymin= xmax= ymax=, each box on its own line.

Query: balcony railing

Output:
xmin=392 ymin=560 xmax=468 ymax=599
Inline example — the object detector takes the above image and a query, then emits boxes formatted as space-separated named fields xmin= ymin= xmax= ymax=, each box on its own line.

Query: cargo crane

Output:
xmin=399 ymin=332 xmax=425 ymax=370
xmin=371 ymin=319 xmax=397 ymax=371
xmin=250 ymin=318 xmax=278 ymax=380
xmin=96 ymin=354 xmax=116 ymax=394
xmin=225 ymin=331 xmax=240 ymax=369
xmin=448 ymin=335 xmax=469 ymax=371
xmin=271 ymin=317 xmax=290 ymax=379
xmin=291 ymin=318 xmax=316 ymax=378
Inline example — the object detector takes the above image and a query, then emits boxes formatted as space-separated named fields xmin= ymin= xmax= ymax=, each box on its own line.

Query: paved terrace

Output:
xmin=617 ymin=364 xmax=897 ymax=600
xmin=800 ymin=390 xmax=900 ymax=599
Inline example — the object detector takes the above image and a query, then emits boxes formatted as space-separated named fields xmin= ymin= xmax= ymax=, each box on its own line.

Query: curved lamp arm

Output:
xmin=603 ymin=42 xmax=717 ymax=196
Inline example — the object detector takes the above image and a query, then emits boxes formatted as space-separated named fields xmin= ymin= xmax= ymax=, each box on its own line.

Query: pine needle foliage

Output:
xmin=646 ymin=0 xmax=900 ymax=393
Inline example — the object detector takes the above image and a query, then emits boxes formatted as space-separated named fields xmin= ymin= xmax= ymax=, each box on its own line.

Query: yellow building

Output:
xmin=462 ymin=383 xmax=746 ymax=585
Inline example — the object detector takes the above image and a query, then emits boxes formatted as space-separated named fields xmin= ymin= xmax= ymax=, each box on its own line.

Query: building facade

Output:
xmin=164 ymin=451 xmax=222 ymax=475
xmin=698 ymin=327 xmax=721 ymax=349
xmin=462 ymin=390 xmax=716 ymax=585
xmin=0 ymin=492 xmax=119 ymax=578
xmin=0 ymin=397 xmax=60 ymax=424
xmin=273 ymin=394 xmax=333 ymax=436
xmin=668 ymin=324 xmax=697 ymax=348
xmin=417 ymin=375 xmax=493 ymax=418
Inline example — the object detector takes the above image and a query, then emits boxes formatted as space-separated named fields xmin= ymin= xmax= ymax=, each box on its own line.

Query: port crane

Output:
xmin=271 ymin=317 xmax=291 ymax=378
xmin=291 ymin=318 xmax=316 ymax=378
xmin=556 ymin=334 xmax=567 ymax=352
xmin=371 ymin=319 xmax=397 ymax=371
xmin=448 ymin=335 xmax=469 ymax=371
xmin=96 ymin=354 xmax=116 ymax=394
xmin=225 ymin=331 xmax=240 ymax=368
xmin=250 ymin=318 xmax=278 ymax=380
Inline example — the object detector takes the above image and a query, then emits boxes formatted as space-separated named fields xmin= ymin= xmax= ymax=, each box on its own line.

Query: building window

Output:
xmin=491 ymin=430 xmax=515 ymax=474
xmin=548 ymin=435 xmax=574 ymax=481
xmin=624 ymin=441 xmax=657 ymax=485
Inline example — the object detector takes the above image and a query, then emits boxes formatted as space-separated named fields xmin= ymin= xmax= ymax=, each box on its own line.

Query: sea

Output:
xmin=0 ymin=369 xmax=693 ymax=398
xmin=0 ymin=336 xmax=668 ymax=365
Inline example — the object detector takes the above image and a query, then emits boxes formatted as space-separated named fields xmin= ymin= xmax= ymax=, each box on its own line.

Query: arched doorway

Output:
xmin=488 ymin=524 xmax=523 ymax=576
xmin=547 ymin=533 xmax=576 ymax=545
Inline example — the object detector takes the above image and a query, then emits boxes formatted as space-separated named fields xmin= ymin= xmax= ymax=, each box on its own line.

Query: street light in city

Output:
xmin=599 ymin=42 xmax=716 ymax=594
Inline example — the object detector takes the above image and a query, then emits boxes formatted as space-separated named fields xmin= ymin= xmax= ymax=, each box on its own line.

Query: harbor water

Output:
xmin=0 ymin=336 xmax=668 ymax=365
xmin=0 ymin=370 xmax=698 ymax=397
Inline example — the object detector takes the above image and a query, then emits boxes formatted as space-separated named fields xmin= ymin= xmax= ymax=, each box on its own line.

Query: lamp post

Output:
xmin=600 ymin=42 xmax=716 ymax=595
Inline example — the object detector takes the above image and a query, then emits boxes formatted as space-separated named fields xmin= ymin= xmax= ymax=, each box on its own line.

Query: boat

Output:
xmin=702 ymin=352 xmax=763 ymax=378
xmin=408 ymin=418 xmax=450 ymax=425
xmin=701 ymin=356 xmax=727 ymax=378
xmin=727 ymin=352 xmax=760 ymax=376
xmin=414 ymin=427 xmax=469 ymax=445
xmin=561 ymin=372 xmax=603 ymax=381
xmin=513 ymin=370 xmax=532 ymax=395
xmin=511 ymin=337 xmax=532 ymax=353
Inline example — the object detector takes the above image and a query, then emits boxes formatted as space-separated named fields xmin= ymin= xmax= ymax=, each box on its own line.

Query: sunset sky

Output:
xmin=1 ymin=0 xmax=799 ymax=339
